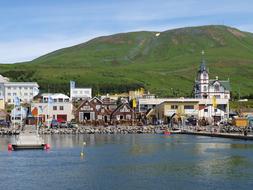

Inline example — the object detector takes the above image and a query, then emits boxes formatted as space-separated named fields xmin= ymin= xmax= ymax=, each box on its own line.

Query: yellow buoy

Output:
xmin=80 ymin=141 xmax=86 ymax=157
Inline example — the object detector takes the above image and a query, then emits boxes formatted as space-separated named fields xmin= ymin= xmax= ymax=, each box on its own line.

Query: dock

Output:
xmin=179 ymin=131 xmax=253 ymax=140
xmin=8 ymin=125 xmax=50 ymax=151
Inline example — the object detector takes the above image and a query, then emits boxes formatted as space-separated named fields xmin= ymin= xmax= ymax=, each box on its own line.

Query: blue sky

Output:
xmin=0 ymin=0 xmax=253 ymax=63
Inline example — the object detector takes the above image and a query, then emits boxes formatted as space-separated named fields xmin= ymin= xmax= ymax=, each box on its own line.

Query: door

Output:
xmin=57 ymin=114 xmax=67 ymax=122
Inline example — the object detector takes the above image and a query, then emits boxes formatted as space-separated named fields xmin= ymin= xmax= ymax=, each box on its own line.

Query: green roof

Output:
xmin=209 ymin=79 xmax=231 ymax=91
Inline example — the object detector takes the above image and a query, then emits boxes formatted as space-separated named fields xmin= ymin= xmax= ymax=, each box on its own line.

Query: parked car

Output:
xmin=68 ymin=122 xmax=78 ymax=128
xmin=51 ymin=119 xmax=59 ymax=128
xmin=185 ymin=116 xmax=197 ymax=126
xmin=0 ymin=120 xmax=10 ymax=127
xmin=59 ymin=121 xmax=68 ymax=128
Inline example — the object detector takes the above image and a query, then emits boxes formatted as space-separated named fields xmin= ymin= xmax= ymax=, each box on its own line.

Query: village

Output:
xmin=0 ymin=53 xmax=250 ymax=134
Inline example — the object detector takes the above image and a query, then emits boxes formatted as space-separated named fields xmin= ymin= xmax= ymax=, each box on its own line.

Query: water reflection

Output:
xmin=0 ymin=134 xmax=253 ymax=190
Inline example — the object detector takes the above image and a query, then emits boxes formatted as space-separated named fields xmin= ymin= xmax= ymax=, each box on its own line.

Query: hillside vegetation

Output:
xmin=1 ymin=25 xmax=253 ymax=97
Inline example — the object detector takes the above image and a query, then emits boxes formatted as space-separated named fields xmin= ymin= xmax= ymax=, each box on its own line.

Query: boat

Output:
xmin=8 ymin=125 xmax=50 ymax=151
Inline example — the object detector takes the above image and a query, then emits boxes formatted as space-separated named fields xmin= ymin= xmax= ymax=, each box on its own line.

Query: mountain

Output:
xmin=1 ymin=25 xmax=253 ymax=98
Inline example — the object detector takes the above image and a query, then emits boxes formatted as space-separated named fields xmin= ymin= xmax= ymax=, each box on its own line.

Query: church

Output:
xmin=194 ymin=51 xmax=230 ymax=100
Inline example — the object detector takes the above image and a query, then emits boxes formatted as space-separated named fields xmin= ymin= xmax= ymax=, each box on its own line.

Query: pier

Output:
xmin=179 ymin=130 xmax=253 ymax=140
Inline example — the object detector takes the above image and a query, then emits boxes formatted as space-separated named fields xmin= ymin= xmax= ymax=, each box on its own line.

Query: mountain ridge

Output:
xmin=0 ymin=25 xmax=253 ymax=98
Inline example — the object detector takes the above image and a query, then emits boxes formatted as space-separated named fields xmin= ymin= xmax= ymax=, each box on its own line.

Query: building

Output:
xmin=75 ymin=97 xmax=111 ymax=124
xmin=0 ymin=98 xmax=5 ymax=110
xmin=31 ymin=93 xmax=74 ymax=125
xmin=138 ymin=98 xmax=173 ymax=113
xmin=146 ymin=98 xmax=229 ymax=125
xmin=111 ymin=103 xmax=135 ymax=124
xmin=70 ymin=81 xmax=92 ymax=101
xmin=0 ymin=75 xmax=39 ymax=104
xmin=198 ymin=98 xmax=229 ymax=122
xmin=194 ymin=51 xmax=230 ymax=99
xmin=10 ymin=106 xmax=28 ymax=125
xmin=146 ymin=98 xmax=199 ymax=124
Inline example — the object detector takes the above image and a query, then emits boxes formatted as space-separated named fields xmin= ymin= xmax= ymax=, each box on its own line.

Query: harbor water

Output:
xmin=0 ymin=134 xmax=253 ymax=190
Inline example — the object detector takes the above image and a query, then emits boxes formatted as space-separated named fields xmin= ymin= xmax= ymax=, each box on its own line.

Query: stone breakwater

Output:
xmin=0 ymin=126 xmax=166 ymax=135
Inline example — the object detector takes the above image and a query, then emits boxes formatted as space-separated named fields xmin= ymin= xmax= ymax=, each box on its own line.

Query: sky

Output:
xmin=0 ymin=0 xmax=253 ymax=63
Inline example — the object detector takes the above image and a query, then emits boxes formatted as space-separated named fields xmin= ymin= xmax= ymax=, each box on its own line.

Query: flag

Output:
xmin=39 ymin=106 xmax=43 ymax=113
xmin=70 ymin=81 xmax=75 ymax=89
xmin=14 ymin=96 xmax=20 ymax=106
xmin=48 ymin=96 xmax=54 ymax=104
xmin=132 ymin=98 xmax=137 ymax=108
xmin=32 ymin=107 xmax=38 ymax=116
xmin=212 ymin=96 xmax=217 ymax=109
xmin=33 ymin=87 xmax=39 ymax=96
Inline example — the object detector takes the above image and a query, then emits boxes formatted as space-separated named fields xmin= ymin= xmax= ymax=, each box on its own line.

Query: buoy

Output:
xmin=80 ymin=141 xmax=86 ymax=157
xmin=44 ymin=144 xmax=50 ymax=150
xmin=8 ymin=144 xmax=13 ymax=151
xmin=164 ymin=131 xmax=171 ymax=135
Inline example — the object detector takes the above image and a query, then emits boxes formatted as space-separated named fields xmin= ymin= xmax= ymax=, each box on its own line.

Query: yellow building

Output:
xmin=0 ymin=99 xmax=5 ymax=110
xmin=146 ymin=99 xmax=199 ymax=124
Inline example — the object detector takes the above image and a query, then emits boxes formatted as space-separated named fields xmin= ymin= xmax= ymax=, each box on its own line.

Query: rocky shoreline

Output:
xmin=0 ymin=125 xmax=166 ymax=135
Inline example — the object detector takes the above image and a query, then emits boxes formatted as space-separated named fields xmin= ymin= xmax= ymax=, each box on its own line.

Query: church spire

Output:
xmin=199 ymin=50 xmax=207 ymax=72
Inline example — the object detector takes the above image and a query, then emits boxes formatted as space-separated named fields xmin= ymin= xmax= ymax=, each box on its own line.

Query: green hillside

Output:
xmin=1 ymin=25 xmax=253 ymax=98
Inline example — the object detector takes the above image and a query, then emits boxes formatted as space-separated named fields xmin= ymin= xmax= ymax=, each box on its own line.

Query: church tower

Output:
xmin=195 ymin=51 xmax=209 ymax=98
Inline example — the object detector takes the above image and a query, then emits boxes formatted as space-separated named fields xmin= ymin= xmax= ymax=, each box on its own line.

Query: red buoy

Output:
xmin=8 ymin=144 xmax=13 ymax=151
xmin=164 ymin=131 xmax=171 ymax=135
xmin=44 ymin=144 xmax=50 ymax=150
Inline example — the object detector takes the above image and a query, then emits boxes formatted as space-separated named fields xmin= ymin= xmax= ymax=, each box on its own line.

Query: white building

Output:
xmin=31 ymin=93 xmax=74 ymax=124
xmin=70 ymin=81 xmax=92 ymax=100
xmin=11 ymin=106 xmax=28 ymax=125
xmin=140 ymin=97 xmax=229 ymax=122
xmin=194 ymin=51 xmax=230 ymax=99
xmin=0 ymin=75 xmax=39 ymax=104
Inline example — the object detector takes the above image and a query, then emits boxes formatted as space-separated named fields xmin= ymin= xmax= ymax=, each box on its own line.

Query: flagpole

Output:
xmin=13 ymin=100 xmax=15 ymax=129
xmin=48 ymin=97 xmax=50 ymax=129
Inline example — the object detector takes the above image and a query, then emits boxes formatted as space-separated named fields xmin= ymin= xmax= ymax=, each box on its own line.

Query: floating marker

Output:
xmin=8 ymin=144 xmax=13 ymax=151
xmin=80 ymin=141 xmax=86 ymax=157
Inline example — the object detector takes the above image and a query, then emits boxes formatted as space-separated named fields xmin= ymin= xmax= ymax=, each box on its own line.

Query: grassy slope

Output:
xmin=1 ymin=25 xmax=253 ymax=97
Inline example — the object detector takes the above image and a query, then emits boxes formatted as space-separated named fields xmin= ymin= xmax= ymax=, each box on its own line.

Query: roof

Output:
xmin=0 ymin=75 xmax=9 ymax=83
xmin=111 ymin=103 xmax=133 ymax=115
xmin=41 ymin=93 xmax=70 ymax=99
xmin=209 ymin=79 xmax=231 ymax=91
xmin=4 ymin=82 xmax=39 ymax=87
xmin=198 ymin=52 xmax=208 ymax=73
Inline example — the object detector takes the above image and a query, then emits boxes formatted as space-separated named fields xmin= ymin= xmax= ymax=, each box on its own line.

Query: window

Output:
xmin=60 ymin=106 xmax=64 ymax=110
xmin=184 ymin=105 xmax=194 ymax=109
xmin=53 ymin=106 xmax=57 ymax=110
xmin=8 ymin=93 xmax=11 ymax=96
xmin=214 ymin=95 xmax=221 ymax=99
xmin=203 ymin=86 xmax=207 ymax=92
xmin=30 ymin=93 xmax=33 ymax=96
xmin=24 ymin=93 xmax=28 ymax=96
xmin=13 ymin=93 xmax=17 ymax=96
xmin=214 ymin=84 xmax=220 ymax=91
xmin=204 ymin=109 xmax=208 ymax=112
xmin=214 ymin=109 xmax=217 ymax=112
xmin=171 ymin=105 xmax=178 ymax=109
xmin=59 ymin=98 xmax=63 ymax=102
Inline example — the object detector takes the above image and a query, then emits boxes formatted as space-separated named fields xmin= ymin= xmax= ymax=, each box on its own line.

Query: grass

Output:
xmin=1 ymin=25 xmax=253 ymax=97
